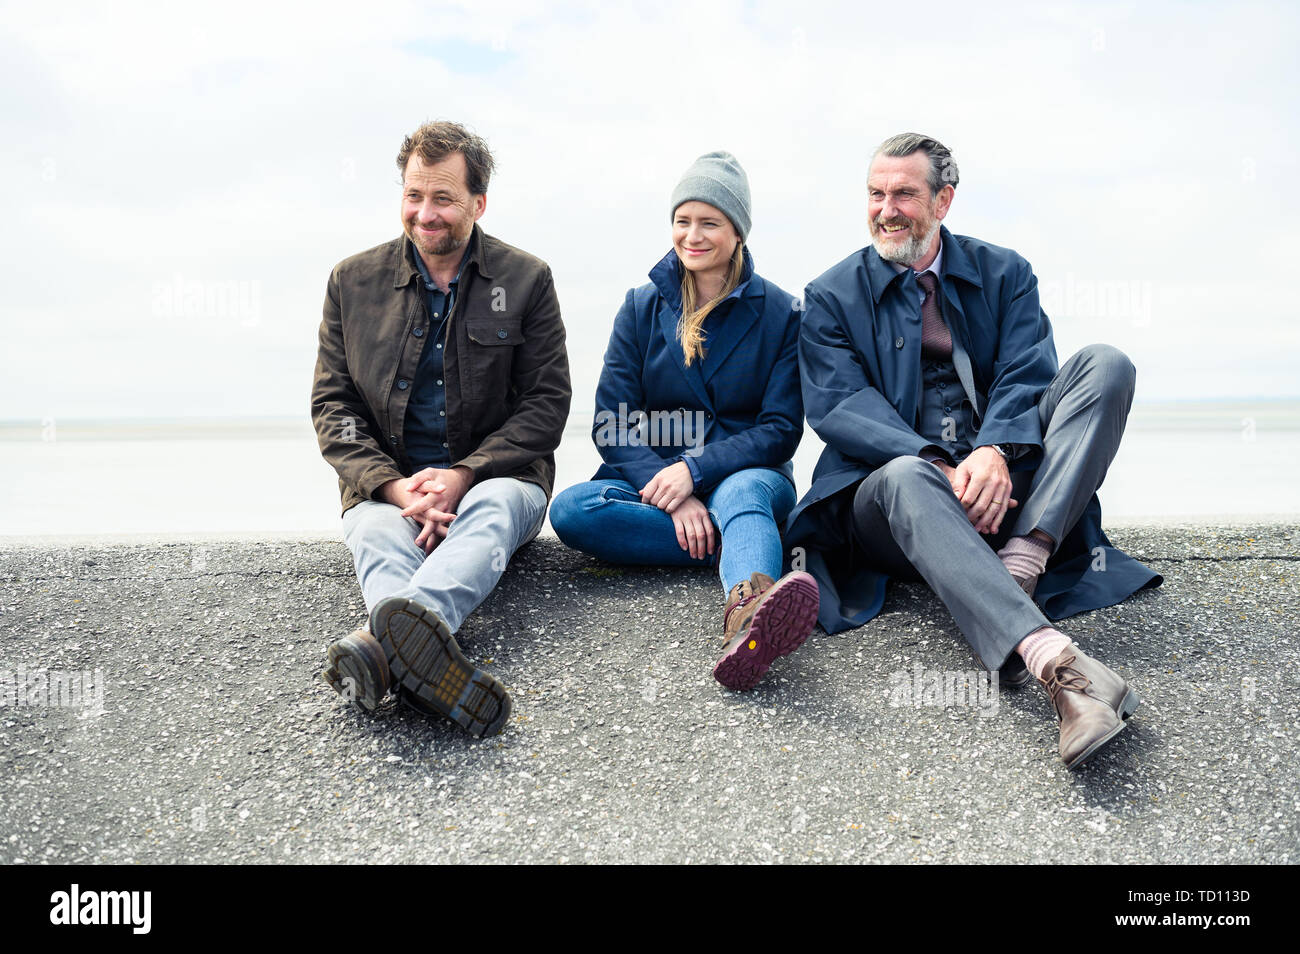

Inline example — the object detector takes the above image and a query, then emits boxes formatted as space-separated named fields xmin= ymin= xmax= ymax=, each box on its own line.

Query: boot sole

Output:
xmin=1065 ymin=718 xmax=1126 ymax=770
xmin=371 ymin=597 xmax=511 ymax=737
xmin=322 ymin=631 xmax=390 ymax=712
xmin=1117 ymin=687 xmax=1140 ymax=720
xmin=713 ymin=573 xmax=820 ymax=692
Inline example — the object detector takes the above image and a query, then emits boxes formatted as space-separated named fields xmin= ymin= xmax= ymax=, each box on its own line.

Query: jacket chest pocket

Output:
xmin=463 ymin=316 xmax=525 ymax=404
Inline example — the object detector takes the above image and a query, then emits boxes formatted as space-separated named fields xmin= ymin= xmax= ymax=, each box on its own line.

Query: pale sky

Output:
xmin=2 ymin=0 xmax=1298 ymax=420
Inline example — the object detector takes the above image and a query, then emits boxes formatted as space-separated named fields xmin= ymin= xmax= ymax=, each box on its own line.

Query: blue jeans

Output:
xmin=550 ymin=468 xmax=796 ymax=593
xmin=342 ymin=477 xmax=548 ymax=633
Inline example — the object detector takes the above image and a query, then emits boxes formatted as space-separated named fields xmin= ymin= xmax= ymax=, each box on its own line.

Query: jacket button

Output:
xmin=895 ymin=336 xmax=905 ymax=349
xmin=705 ymin=412 xmax=714 ymax=420
xmin=496 ymin=328 xmax=508 ymax=339
xmin=389 ymin=435 xmax=398 ymax=444
xmin=413 ymin=327 xmax=424 ymax=338
xmin=397 ymin=379 xmax=408 ymax=390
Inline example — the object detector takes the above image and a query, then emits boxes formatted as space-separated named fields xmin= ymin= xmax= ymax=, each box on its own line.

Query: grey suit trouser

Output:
xmin=850 ymin=344 xmax=1136 ymax=670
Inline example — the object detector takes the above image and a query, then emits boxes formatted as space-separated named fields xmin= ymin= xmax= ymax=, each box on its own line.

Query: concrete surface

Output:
xmin=1 ymin=525 xmax=1296 ymax=864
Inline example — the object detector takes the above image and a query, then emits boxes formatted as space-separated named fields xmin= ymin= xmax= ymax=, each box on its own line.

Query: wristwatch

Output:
xmin=989 ymin=443 xmax=1015 ymax=460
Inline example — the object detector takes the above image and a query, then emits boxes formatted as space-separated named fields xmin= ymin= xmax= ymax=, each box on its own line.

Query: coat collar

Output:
xmin=647 ymin=245 xmax=759 ymax=308
xmin=650 ymin=245 xmax=763 ymax=401
xmin=393 ymin=223 xmax=494 ymax=289
xmin=937 ymin=227 xmax=982 ymax=288
xmin=864 ymin=225 xmax=983 ymax=302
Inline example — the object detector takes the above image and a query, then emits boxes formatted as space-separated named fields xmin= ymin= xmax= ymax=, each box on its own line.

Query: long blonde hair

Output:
xmin=677 ymin=242 xmax=745 ymax=366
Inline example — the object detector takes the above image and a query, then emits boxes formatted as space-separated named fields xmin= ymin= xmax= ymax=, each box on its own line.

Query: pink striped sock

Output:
xmin=998 ymin=534 xmax=1052 ymax=585
xmin=1017 ymin=627 xmax=1073 ymax=681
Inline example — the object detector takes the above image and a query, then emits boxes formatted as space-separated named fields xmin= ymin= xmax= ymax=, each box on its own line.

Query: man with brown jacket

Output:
xmin=312 ymin=121 xmax=571 ymax=737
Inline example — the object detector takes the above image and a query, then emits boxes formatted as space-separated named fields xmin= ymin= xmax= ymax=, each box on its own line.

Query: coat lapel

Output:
xmin=936 ymin=229 xmax=987 ymax=421
xmin=865 ymin=253 xmax=921 ymax=426
xmin=701 ymin=256 xmax=762 ymax=380
xmin=649 ymin=250 xmax=712 ymax=409
xmin=937 ymin=290 xmax=985 ymax=422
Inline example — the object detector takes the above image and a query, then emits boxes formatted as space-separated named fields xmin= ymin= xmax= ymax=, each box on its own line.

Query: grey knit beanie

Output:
xmin=670 ymin=150 xmax=752 ymax=242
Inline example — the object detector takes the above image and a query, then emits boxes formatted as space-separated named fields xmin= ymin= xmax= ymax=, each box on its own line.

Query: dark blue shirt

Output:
xmin=404 ymin=244 xmax=467 ymax=469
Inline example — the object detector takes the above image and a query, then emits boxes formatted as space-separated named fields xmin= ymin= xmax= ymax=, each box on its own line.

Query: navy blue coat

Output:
xmin=786 ymin=226 xmax=1161 ymax=633
xmin=590 ymin=248 xmax=803 ymax=493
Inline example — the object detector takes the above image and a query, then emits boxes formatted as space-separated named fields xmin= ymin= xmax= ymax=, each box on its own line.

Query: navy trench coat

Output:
xmin=785 ymin=226 xmax=1161 ymax=634
xmin=589 ymin=247 xmax=803 ymax=493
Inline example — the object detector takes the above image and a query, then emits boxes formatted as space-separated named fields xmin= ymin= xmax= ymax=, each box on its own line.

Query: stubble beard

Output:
xmin=407 ymin=219 xmax=473 ymax=259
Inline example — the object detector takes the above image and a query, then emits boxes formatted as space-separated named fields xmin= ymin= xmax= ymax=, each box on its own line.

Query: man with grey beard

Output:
xmin=784 ymin=133 xmax=1161 ymax=769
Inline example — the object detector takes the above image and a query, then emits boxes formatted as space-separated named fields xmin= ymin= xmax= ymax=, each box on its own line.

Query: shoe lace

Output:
xmin=724 ymin=584 xmax=758 ymax=629
xmin=1044 ymin=652 xmax=1091 ymax=700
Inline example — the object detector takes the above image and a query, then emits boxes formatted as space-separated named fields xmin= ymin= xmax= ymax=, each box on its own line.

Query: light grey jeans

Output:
xmin=342 ymin=477 xmax=548 ymax=634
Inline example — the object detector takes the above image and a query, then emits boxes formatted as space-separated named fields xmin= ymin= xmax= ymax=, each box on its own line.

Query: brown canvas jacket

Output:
xmin=312 ymin=225 xmax=571 ymax=514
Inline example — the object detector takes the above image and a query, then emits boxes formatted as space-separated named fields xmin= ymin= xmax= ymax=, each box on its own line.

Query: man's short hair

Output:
xmin=397 ymin=121 xmax=496 ymax=196
xmin=873 ymin=133 xmax=959 ymax=195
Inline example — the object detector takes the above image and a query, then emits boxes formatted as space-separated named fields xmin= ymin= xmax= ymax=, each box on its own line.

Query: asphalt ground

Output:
xmin=1 ymin=524 xmax=1296 ymax=864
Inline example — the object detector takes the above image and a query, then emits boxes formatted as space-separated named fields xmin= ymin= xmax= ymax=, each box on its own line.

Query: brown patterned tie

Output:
xmin=917 ymin=271 xmax=952 ymax=360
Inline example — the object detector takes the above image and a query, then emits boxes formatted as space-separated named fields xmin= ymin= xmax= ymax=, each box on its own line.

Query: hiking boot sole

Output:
xmin=371 ymin=597 xmax=511 ymax=737
xmin=713 ymin=572 xmax=819 ymax=692
xmin=322 ymin=629 xmax=391 ymax=712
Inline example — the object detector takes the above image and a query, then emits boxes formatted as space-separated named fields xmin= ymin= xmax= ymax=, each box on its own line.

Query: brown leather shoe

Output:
xmin=973 ymin=651 xmax=1032 ymax=689
xmin=322 ymin=628 xmax=391 ymax=711
xmin=713 ymin=571 xmax=819 ymax=691
xmin=1040 ymin=647 xmax=1129 ymax=769
xmin=999 ymin=654 xmax=1033 ymax=689
xmin=1073 ymin=646 xmax=1141 ymax=720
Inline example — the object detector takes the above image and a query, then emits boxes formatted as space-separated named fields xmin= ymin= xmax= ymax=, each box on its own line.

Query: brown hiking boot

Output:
xmin=712 ymin=571 xmax=819 ymax=691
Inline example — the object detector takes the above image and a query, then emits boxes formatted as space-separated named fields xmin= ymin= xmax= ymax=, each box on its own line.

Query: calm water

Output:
xmin=1 ymin=404 xmax=1296 ymax=537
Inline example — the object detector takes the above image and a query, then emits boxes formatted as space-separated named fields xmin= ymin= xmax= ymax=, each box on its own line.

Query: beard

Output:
xmin=871 ymin=211 xmax=941 ymax=266
xmin=406 ymin=216 xmax=474 ymax=258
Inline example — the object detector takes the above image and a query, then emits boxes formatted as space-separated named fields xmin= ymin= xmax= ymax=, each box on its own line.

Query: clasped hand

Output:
xmin=382 ymin=466 xmax=472 ymax=555
xmin=639 ymin=461 xmax=714 ymax=560
xmin=933 ymin=446 xmax=1018 ymax=535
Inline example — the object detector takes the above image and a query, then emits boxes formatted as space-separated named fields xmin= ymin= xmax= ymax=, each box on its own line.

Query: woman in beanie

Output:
xmin=550 ymin=151 xmax=818 ymax=691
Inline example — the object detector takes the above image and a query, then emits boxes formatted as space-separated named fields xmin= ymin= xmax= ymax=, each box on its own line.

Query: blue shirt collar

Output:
xmin=410 ymin=240 xmax=468 ymax=292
